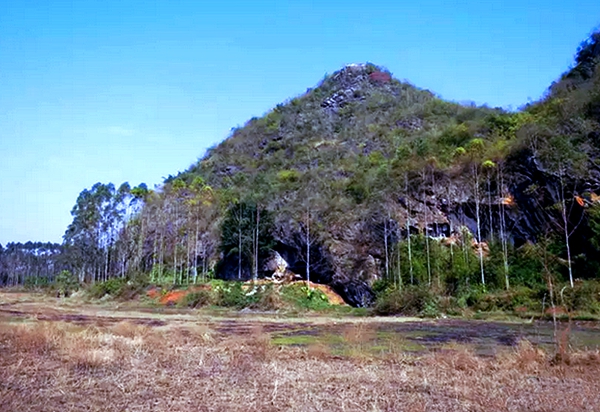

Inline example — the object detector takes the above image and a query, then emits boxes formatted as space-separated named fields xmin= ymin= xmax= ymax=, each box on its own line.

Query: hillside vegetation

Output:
xmin=3 ymin=31 xmax=600 ymax=313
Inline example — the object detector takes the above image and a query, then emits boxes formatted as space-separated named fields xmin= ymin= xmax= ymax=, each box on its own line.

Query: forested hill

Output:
xmin=4 ymin=31 xmax=600 ymax=307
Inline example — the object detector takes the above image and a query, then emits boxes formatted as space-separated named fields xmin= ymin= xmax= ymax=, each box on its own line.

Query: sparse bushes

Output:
xmin=251 ymin=283 xmax=284 ymax=311
xmin=374 ymin=285 xmax=438 ymax=316
xmin=88 ymin=277 xmax=127 ymax=299
xmin=180 ymin=289 xmax=212 ymax=308
xmin=276 ymin=169 xmax=301 ymax=184
xmin=280 ymin=283 xmax=331 ymax=311
xmin=459 ymin=285 xmax=543 ymax=313
xmin=86 ymin=275 xmax=150 ymax=300
xmin=55 ymin=270 xmax=79 ymax=297
xmin=372 ymin=280 xmax=569 ymax=317
xmin=24 ymin=276 xmax=51 ymax=289
xmin=212 ymin=281 xmax=254 ymax=308
xmin=560 ymin=280 xmax=600 ymax=313
xmin=141 ymin=281 xmax=336 ymax=312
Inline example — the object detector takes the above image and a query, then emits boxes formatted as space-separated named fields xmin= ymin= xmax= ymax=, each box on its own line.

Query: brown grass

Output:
xmin=2 ymin=319 xmax=600 ymax=412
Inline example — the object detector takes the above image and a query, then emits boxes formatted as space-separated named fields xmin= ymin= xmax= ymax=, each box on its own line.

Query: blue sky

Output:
xmin=1 ymin=0 xmax=599 ymax=244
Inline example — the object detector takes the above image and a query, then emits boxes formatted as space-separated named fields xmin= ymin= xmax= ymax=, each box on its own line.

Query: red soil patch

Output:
xmin=514 ymin=306 xmax=529 ymax=314
xmin=159 ymin=290 xmax=189 ymax=305
xmin=369 ymin=71 xmax=391 ymax=83
xmin=146 ymin=286 xmax=211 ymax=306
xmin=545 ymin=307 xmax=568 ymax=316
xmin=146 ymin=288 xmax=161 ymax=299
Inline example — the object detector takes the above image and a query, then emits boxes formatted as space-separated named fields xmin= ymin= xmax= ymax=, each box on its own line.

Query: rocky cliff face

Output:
xmin=258 ymin=147 xmax=599 ymax=305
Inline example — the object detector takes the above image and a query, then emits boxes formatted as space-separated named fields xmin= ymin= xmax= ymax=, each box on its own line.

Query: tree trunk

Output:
xmin=474 ymin=164 xmax=485 ymax=286
xmin=423 ymin=169 xmax=432 ymax=287
xmin=384 ymin=217 xmax=389 ymax=281
xmin=306 ymin=206 xmax=311 ymax=289
xmin=559 ymin=170 xmax=574 ymax=288
xmin=254 ymin=205 xmax=260 ymax=281
xmin=498 ymin=165 xmax=510 ymax=290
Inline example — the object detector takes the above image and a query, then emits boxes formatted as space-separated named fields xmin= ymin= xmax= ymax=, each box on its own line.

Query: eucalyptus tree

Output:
xmin=63 ymin=182 xmax=131 ymax=282
xmin=497 ymin=161 xmax=511 ymax=290
xmin=189 ymin=177 xmax=217 ymax=282
xmin=219 ymin=200 xmax=274 ymax=280
xmin=129 ymin=183 xmax=150 ymax=273
xmin=536 ymin=134 xmax=587 ymax=287
xmin=467 ymin=139 xmax=486 ymax=287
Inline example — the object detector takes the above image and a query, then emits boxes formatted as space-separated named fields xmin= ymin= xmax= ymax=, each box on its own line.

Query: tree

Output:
xmin=185 ymin=177 xmax=217 ymax=283
xmin=536 ymin=134 xmax=587 ymax=287
xmin=497 ymin=161 xmax=511 ymax=290
xmin=129 ymin=183 xmax=150 ymax=274
xmin=405 ymin=173 xmax=414 ymax=285
xmin=219 ymin=201 xmax=274 ymax=281
xmin=468 ymin=139 xmax=486 ymax=287
xmin=63 ymin=182 xmax=130 ymax=283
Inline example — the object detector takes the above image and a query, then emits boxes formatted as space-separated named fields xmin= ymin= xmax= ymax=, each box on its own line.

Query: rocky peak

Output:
xmin=320 ymin=63 xmax=393 ymax=111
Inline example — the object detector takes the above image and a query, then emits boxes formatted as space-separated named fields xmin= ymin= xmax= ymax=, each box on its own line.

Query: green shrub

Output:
xmin=180 ymin=290 xmax=212 ymax=308
xmin=248 ymin=283 xmax=284 ymax=311
xmin=456 ymin=285 xmax=487 ymax=308
xmin=55 ymin=270 xmax=79 ymax=297
xmin=211 ymin=281 xmax=256 ymax=308
xmin=88 ymin=278 xmax=127 ymax=299
xmin=374 ymin=285 xmax=437 ymax=316
xmin=277 ymin=169 xmax=300 ymax=183
xmin=455 ymin=285 xmax=544 ymax=313
xmin=281 ymin=283 xmax=331 ymax=311
xmin=371 ymin=279 xmax=392 ymax=296
xmin=24 ymin=276 xmax=51 ymax=289
xmin=119 ymin=274 xmax=151 ymax=300
xmin=560 ymin=281 xmax=600 ymax=313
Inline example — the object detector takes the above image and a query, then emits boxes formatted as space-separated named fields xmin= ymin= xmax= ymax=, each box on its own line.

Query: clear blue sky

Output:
xmin=1 ymin=0 xmax=599 ymax=245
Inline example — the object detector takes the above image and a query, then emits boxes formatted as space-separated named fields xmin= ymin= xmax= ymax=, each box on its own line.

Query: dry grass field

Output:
xmin=1 ymin=292 xmax=600 ymax=411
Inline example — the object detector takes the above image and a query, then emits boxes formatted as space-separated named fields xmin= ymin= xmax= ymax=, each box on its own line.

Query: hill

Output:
xmin=11 ymin=31 xmax=599 ymax=308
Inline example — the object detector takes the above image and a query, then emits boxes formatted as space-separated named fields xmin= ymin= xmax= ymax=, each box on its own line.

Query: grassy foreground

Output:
xmin=2 ymin=299 xmax=600 ymax=411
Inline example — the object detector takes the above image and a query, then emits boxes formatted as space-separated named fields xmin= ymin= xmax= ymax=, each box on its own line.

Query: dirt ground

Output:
xmin=2 ymin=291 xmax=600 ymax=411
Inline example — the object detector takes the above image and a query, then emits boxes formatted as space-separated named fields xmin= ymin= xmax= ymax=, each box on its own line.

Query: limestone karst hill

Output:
xmin=47 ymin=32 xmax=600 ymax=306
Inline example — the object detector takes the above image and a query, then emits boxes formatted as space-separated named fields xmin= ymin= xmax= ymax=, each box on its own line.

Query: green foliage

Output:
xmin=88 ymin=278 xmax=127 ymax=299
xmin=219 ymin=201 xmax=275 ymax=279
xmin=280 ymin=283 xmax=331 ymax=311
xmin=437 ymin=123 xmax=472 ymax=147
xmin=179 ymin=290 xmax=212 ymax=308
xmin=211 ymin=281 xmax=257 ymax=308
xmin=458 ymin=285 xmax=543 ymax=313
xmin=560 ymin=281 xmax=600 ymax=313
xmin=588 ymin=204 xmax=600 ymax=251
xmin=345 ymin=180 xmax=369 ymax=204
xmin=277 ymin=169 xmax=301 ymax=184
xmin=87 ymin=275 xmax=150 ymax=300
xmin=481 ymin=159 xmax=496 ymax=169
xmin=24 ymin=276 xmax=51 ymax=289
xmin=55 ymin=270 xmax=79 ymax=297
xmin=251 ymin=283 xmax=284 ymax=311
xmin=374 ymin=285 xmax=438 ymax=316
xmin=508 ymin=243 xmax=551 ymax=288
